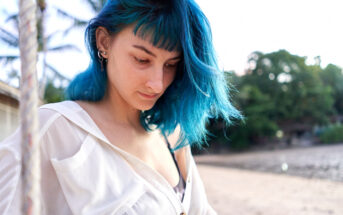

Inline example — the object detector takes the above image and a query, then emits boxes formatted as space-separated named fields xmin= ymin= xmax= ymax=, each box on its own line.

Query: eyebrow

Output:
xmin=132 ymin=45 xmax=181 ymax=61
xmin=133 ymin=45 xmax=156 ymax=57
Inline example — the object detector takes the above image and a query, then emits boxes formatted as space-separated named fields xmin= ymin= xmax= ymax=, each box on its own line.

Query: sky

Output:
xmin=0 ymin=0 xmax=342 ymax=84
xmin=197 ymin=0 xmax=343 ymax=74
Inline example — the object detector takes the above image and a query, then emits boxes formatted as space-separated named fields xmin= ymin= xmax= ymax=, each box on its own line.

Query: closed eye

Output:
xmin=165 ymin=63 xmax=178 ymax=68
xmin=134 ymin=56 xmax=149 ymax=64
xmin=165 ymin=59 xmax=180 ymax=69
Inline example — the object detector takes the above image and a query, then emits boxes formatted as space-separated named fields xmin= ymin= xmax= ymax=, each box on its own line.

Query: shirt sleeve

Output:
xmin=0 ymin=127 xmax=22 ymax=215
xmin=205 ymin=204 xmax=218 ymax=215
xmin=0 ymin=107 xmax=80 ymax=215
xmin=188 ymin=150 xmax=218 ymax=215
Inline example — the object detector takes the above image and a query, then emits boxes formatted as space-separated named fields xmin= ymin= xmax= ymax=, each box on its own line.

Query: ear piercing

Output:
xmin=97 ymin=50 xmax=107 ymax=59
xmin=97 ymin=50 xmax=107 ymax=72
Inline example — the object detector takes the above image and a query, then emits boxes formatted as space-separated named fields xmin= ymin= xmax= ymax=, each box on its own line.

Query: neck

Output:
xmin=99 ymin=89 xmax=145 ymax=134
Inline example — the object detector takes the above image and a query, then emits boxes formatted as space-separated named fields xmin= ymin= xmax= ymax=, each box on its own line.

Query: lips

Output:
xmin=138 ymin=92 xmax=159 ymax=99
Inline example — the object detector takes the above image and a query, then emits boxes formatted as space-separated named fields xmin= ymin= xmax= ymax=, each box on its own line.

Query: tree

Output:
xmin=207 ymin=50 xmax=336 ymax=151
xmin=0 ymin=1 xmax=78 ymax=93
xmin=43 ymin=80 xmax=66 ymax=103
xmin=320 ymin=64 xmax=343 ymax=115
xmin=245 ymin=50 xmax=334 ymax=125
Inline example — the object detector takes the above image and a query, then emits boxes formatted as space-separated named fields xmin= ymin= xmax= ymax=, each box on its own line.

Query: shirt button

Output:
xmin=180 ymin=213 xmax=186 ymax=215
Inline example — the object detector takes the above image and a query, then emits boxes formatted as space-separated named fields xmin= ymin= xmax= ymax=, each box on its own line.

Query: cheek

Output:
xmin=107 ymin=55 xmax=143 ymax=91
xmin=164 ymin=70 xmax=177 ymax=88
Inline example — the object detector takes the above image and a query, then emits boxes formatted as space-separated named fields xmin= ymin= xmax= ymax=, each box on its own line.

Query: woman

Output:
xmin=0 ymin=0 xmax=241 ymax=214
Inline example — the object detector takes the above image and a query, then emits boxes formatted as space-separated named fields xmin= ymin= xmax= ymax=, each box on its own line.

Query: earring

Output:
xmin=97 ymin=50 xmax=107 ymax=72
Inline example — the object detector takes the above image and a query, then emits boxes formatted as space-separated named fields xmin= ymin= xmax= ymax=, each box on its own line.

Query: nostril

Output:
xmin=146 ymin=80 xmax=163 ymax=93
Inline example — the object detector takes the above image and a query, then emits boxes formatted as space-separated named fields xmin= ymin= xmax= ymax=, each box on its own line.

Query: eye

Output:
xmin=164 ymin=62 xmax=178 ymax=69
xmin=134 ymin=56 xmax=149 ymax=64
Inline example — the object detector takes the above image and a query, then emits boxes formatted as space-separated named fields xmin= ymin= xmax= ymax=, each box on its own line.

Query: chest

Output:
xmin=100 ymin=124 xmax=183 ymax=188
xmin=50 ymin=134 xmax=191 ymax=215
xmin=77 ymin=100 xmax=186 ymax=188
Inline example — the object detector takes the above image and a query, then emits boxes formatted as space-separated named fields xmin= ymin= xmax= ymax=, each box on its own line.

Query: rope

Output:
xmin=18 ymin=0 xmax=41 ymax=214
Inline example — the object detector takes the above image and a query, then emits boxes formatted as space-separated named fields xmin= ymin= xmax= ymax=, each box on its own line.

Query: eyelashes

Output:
xmin=133 ymin=56 xmax=179 ymax=68
xmin=134 ymin=56 xmax=149 ymax=64
xmin=165 ymin=63 xmax=178 ymax=68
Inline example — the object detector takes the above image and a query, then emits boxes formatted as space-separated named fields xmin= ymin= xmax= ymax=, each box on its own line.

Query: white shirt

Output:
xmin=0 ymin=101 xmax=217 ymax=215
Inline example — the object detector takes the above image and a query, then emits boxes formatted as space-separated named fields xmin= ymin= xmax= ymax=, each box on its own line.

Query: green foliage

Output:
xmin=208 ymin=50 xmax=343 ymax=151
xmin=319 ymin=124 xmax=343 ymax=144
xmin=43 ymin=81 xmax=66 ymax=103
xmin=245 ymin=50 xmax=334 ymax=124
xmin=320 ymin=64 xmax=343 ymax=115
xmin=238 ymin=85 xmax=278 ymax=136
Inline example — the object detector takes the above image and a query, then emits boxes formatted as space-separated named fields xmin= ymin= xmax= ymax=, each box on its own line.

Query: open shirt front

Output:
xmin=0 ymin=101 xmax=217 ymax=215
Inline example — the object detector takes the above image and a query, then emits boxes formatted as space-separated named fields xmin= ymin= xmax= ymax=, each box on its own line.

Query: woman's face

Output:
xmin=98 ymin=26 xmax=181 ymax=111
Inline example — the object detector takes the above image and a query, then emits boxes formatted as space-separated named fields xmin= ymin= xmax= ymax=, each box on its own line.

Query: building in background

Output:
xmin=0 ymin=81 xmax=19 ymax=141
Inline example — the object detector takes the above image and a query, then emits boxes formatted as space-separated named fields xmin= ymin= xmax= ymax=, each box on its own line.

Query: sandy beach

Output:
xmin=196 ymin=145 xmax=343 ymax=215
xmin=198 ymin=165 xmax=343 ymax=215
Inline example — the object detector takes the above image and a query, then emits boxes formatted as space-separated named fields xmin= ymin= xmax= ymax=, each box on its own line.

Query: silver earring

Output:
xmin=98 ymin=50 xmax=104 ymax=61
xmin=97 ymin=50 xmax=106 ymax=72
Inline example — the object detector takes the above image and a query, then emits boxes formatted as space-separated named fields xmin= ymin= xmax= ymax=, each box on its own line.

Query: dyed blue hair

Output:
xmin=66 ymin=0 xmax=242 ymax=150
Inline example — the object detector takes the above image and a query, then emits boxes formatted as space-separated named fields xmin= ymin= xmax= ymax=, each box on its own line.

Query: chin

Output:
xmin=138 ymin=104 xmax=156 ymax=111
xmin=134 ymin=100 xmax=157 ymax=111
xmin=133 ymin=96 xmax=161 ymax=111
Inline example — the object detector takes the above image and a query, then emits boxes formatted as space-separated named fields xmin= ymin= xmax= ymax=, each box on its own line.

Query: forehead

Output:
xmin=114 ymin=25 xmax=181 ymax=56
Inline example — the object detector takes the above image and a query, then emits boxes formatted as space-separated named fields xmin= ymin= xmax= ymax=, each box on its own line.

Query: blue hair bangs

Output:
xmin=132 ymin=8 xmax=183 ymax=52
xmin=66 ymin=0 xmax=242 ymax=151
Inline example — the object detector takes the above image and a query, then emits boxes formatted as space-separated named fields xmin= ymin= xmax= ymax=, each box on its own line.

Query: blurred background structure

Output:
xmin=0 ymin=80 xmax=19 ymax=140
xmin=0 ymin=0 xmax=342 ymax=214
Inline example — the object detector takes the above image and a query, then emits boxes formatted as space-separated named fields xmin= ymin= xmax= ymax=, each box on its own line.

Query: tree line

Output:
xmin=206 ymin=50 xmax=343 ymax=152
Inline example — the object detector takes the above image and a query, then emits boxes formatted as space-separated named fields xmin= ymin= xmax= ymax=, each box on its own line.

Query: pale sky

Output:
xmin=0 ymin=0 xmax=342 ymax=83
xmin=197 ymin=0 xmax=343 ymax=74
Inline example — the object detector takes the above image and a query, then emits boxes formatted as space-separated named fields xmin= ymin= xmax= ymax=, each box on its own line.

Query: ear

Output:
xmin=95 ymin=27 xmax=111 ymax=58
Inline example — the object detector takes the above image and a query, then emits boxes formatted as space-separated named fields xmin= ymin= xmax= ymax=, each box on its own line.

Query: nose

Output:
xmin=145 ymin=66 xmax=163 ymax=93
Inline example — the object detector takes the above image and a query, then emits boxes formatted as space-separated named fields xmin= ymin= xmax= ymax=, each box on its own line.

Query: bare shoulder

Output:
xmin=75 ymin=100 xmax=94 ymax=112
xmin=165 ymin=126 xmax=189 ymax=180
xmin=74 ymin=100 xmax=103 ymax=119
xmin=166 ymin=126 xmax=188 ymax=157
xmin=165 ymin=125 xmax=181 ymax=149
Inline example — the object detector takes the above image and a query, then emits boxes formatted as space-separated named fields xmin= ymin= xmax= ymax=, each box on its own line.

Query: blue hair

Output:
xmin=66 ymin=0 xmax=242 ymax=150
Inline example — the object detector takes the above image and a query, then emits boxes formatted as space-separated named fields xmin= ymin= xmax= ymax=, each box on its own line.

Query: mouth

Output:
xmin=138 ymin=92 xmax=159 ymax=99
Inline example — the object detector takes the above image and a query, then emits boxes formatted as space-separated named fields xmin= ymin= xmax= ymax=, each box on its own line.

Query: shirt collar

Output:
xmin=40 ymin=100 xmax=110 ymax=144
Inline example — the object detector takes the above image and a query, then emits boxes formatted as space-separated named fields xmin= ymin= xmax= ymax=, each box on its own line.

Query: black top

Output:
xmin=164 ymin=136 xmax=186 ymax=202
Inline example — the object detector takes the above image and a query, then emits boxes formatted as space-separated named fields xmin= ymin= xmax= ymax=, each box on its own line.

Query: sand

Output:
xmin=197 ymin=165 xmax=343 ymax=215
